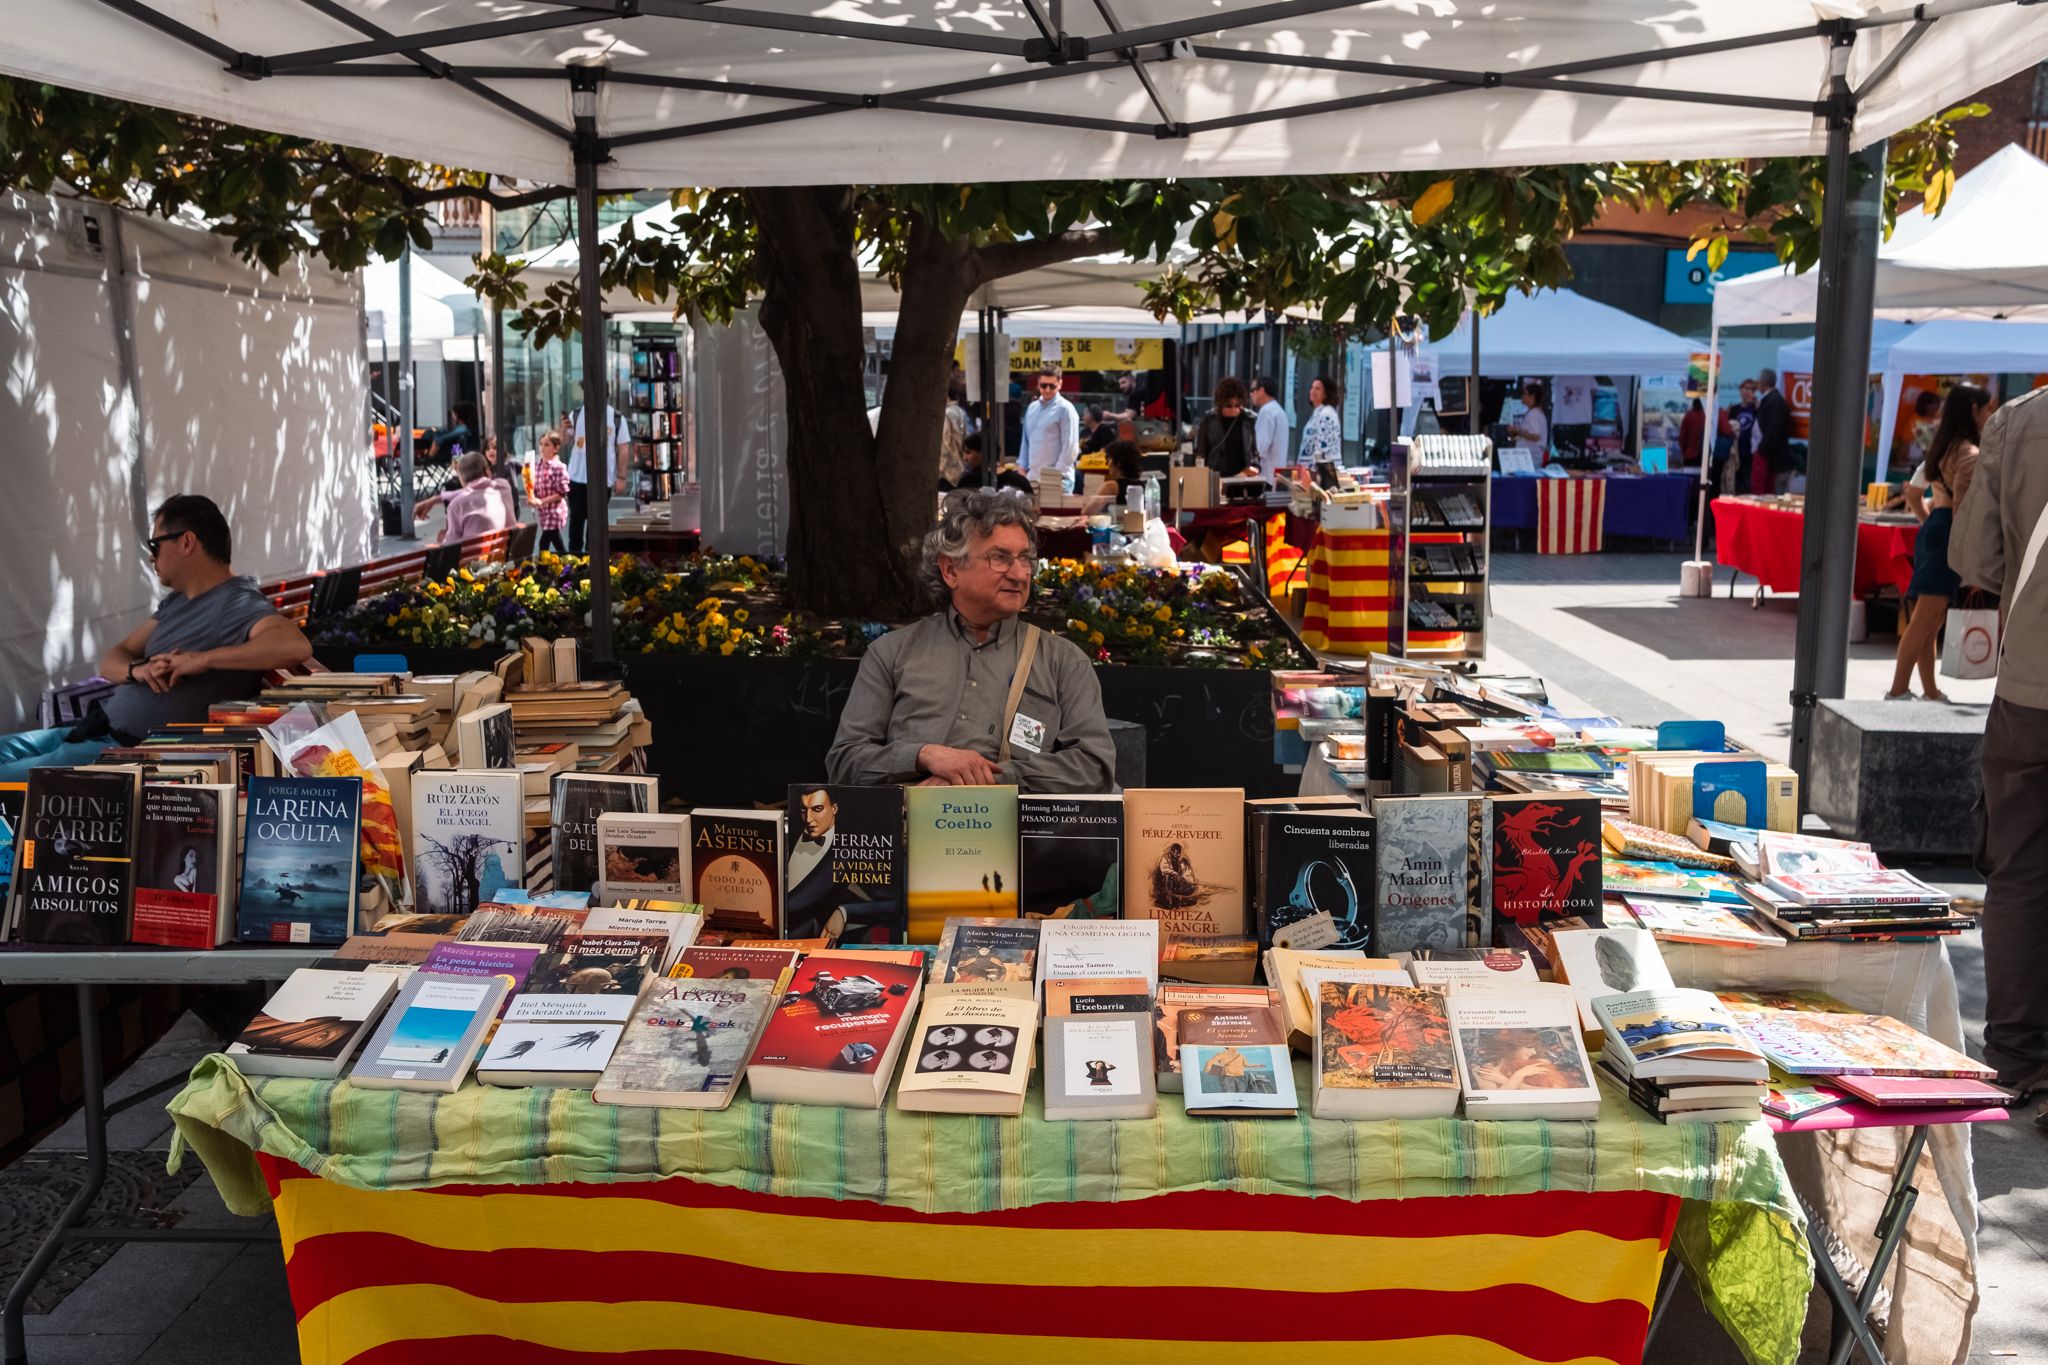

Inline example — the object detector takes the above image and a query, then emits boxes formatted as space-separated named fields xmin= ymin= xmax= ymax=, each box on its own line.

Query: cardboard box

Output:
xmin=1170 ymin=466 xmax=1219 ymax=511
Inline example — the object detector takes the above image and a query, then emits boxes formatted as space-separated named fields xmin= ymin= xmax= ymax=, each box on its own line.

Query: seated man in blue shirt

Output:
xmin=0 ymin=495 xmax=314 ymax=779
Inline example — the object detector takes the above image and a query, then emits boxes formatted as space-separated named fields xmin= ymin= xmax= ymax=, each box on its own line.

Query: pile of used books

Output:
xmin=1721 ymin=990 xmax=2010 ymax=1115
xmin=1730 ymin=830 xmax=1972 ymax=942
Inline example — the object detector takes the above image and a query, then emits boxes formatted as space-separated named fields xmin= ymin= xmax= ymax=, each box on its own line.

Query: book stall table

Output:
xmin=165 ymin=1055 xmax=1814 ymax=1365
xmin=1658 ymin=939 xmax=1984 ymax=1365
xmin=1709 ymin=498 xmax=1919 ymax=602
xmin=0 ymin=946 xmax=330 ymax=1365
xmin=1491 ymin=473 xmax=1696 ymax=546
xmin=1299 ymin=527 xmax=1394 ymax=658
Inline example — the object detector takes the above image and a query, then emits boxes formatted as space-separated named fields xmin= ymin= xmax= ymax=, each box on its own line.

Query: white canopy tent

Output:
xmin=1433 ymin=289 xmax=1696 ymax=377
xmin=5 ymin=2 xmax=2042 ymax=188
xmin=363 ymin=251 xmax=485 ymax=357
xmin=1873 ymin=321 xmax=2048 ymax=475
xmin=1774 ymin=318 xmax=1921 ymax=374
xmin=1713 ymin=145 xmax=2048 ymax=328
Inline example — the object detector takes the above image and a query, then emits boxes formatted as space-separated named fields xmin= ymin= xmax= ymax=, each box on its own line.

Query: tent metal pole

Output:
xmin=1695 ymin=316 xmax=1721 ymax=566
xmin=1790 ymin=30 xmax=1883 ymax=786
xmin=491 ymin=301 xmax=508 ymax=452
xmin=103 ymin=206 xmax=150 ymax=548
xmin=572 ymin=67 xmax=617 ymax=669
xmin=1469 ymin=304 xmax=1480 ymax=437
xmin=399 ymin=249 xmax=416 ymax=541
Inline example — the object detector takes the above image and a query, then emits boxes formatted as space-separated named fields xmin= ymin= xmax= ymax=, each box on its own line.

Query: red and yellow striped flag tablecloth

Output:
xmin=263 ymin=1159 xmax=1677 ymax=1365
xmin=1537 ymin=477 xmax=1608 ymax=554
xmin=167 ymin=1056 xmax=1812 ymax=1365
xmin=1299 ymin=527 xmax=1392 ymax=656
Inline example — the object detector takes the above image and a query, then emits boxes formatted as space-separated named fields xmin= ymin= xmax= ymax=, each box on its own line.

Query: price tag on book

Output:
xmin=1272 ymin=912 xmax=1341 ymax=951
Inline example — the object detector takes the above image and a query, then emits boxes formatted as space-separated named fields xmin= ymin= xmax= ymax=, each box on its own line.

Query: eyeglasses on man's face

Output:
xmin=1038 ymin=382 xmax=1059 ymax=393
xmin=972 ymin=550 xmax=1036 ymax=575
xmin=142 ymin=531 xmax=185 ymax=561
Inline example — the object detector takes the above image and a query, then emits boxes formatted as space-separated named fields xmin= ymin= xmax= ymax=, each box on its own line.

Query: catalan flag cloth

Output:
xmin=1538 ymin=477 xmax=1608 ymax=555
xmin=169 ymin=1056 xmax=1810 ymax=1365
xmin=1300 ymin=528 xmax=1392 ymax=657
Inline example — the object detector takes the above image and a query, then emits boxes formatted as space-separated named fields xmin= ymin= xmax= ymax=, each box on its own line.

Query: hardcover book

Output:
xmin=1035 ymin=919 xmax=1160 ymax=992
xmin=131 ymin=782 xmax=236 ymax=948
xmin=1371 ymin=795 xmax=1487 ymax=956
xmin=1447 ymin=985 xmax=1603 ymax=1120
xmin=747 ymin=951 xmax=926 ymax=1108
xmin=238 ymin=775 xmax=361 ymax=945
xmin=1043 ymin=1013 xmax=1157 ymax=1121
xmin=1252 ymin=808 xmax=1375 ymax=951
xmin=550 ymin=773 xmax=658 ymax=895
xmin=13 ymin=765 xmax=141 ymax=945
xmin=1312 ymin=980 xmax=1459 ymax=1120
xmin=596 ymin=812 xmax=690 ymax=898
xmin=1179 ymin=1041 xmax=1298 ymax=1116
xmin=1016 ymin=793 xmax=1121 ymax=920
xmin=896 ymin=991 xmax=1038 ymax=1116
xmin=687 ymin=807 xmax=783 ymax=936
xmin=1121 ymin=788 xmax=1246 ymax=939
xmin=226 ymin=966 xmax=398 ymax=1079
xmin=906 ymin=785 xmax=1019 ymax=940
xmin=592 ymin=976 xmax=779 ymax=1109
xmin=782 ymin=784 xmax=908 ymax=943
xmin=349 ymin=971 xmax=508 ymax=1092
xmin=934 ymin=916 xmax=1040 ymax=994
xmin=411 ymin=770 xmax=526 ymax=918
xmin=1489 ymin=794 xmax=1604 ymax=942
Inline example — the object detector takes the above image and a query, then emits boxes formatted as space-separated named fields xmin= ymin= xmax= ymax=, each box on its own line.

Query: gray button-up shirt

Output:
xmin=826 ymin=610 xmax=1116 ymax=794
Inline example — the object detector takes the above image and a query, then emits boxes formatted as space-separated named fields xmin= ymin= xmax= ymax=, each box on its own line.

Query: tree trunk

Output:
xmin=747 ymin=187 xmax=1119 ymax=620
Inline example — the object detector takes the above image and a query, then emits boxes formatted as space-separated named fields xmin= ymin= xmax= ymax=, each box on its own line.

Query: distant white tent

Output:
xmin=1435 ymin=289 xmax=1695 ymax=377
xmin=363 ymin=251 xmax=484 ymax=356
xmin=1714 ymin=146 xmax=2048 ymax=328
xmin=1773 ymin=320 xmax=1922 ymax=376
xmin=1874 ymin=321 xmax=2048 ymax=477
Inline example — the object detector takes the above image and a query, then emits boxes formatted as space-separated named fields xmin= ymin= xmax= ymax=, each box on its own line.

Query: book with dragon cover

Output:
xmin=1489 ymin=794 xmax=1603 ymax=944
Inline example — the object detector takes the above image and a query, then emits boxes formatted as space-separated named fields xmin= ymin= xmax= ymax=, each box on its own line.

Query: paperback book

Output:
xmin=933 ymin=916 xmax=1040 ymax=994
xmin=1044 ymin=976 xmax=1152 ymax=1015
xmin=524 ymin=931 xmax=667 ymax=999
xmin=671 ymin=944 xmax=801 ymax=990
xmin=1403 ymin=948 xmax=1538 ymax=991
xmin=1266 ymin=948 xmax=1406 ymax=1052
xmin=1371 ymin=795 xmax=1487 ymax=956
xmin=592 ymin=976 xmax=779 ymax=1109
xmin=1153 ymin=983 xmax=1279 ymax=1091
xmin=583 ymin=905 xmax=702 ymax=974
xmin=896 ymin=991 xmax=1038 ymax=1116
xmin=1619 ymin=895 xmax=1783 ymax=948
xmin=454 ymin=702 xmax=516 ymax=769
xmin=238 ymin=775 xmax=361 ymax=945
xmin=1312 ymin=980 xmax=1458 ymax=1119
xmin=596 ymin=812 xmax=690 ymax=898
xmin=1017 ymin=794 xmax=1121 ymax=919
xmin=1043 ymin=1013 xmax=1156 ymax=1121
xmin=226 ymin=966 xmax=398 ymax=1079
xmin=1734 ymin=1011 xmax=1996 ymax=1080
xmin=0 ymin=781 xmax=25 ymax=913
xmin=1545 ymin=926 xmax=1675 ymax=1036
xmin=1122 ymin=788 xmax=1247 ymax=939
xmin=131 ymin=782 xmax=236 ymax=948
xmin=1036 ymin=919 xmax=1160 ymax=993
xmin=1180 ymin=1041 xmax=1298 ymax=1116
xmin=475 ymin=991 xmax=638 ymax=1087
xmin=421 ymin=940 xmax=545 ymax=996
xmin=782 ymin=784 xmax=908 ymax=942
xmin=411 ymin=770 xmax=525 ymax=918
xmin=349 ymin=971 xmax=508 ymax=1091
xmin=1591 ymin=988 xmax=1768 ymax=1082
xmin=747 ymin=950 xmax=926 ymax=1107
xmin=1447 ymin=985 xmax=1603 ymax=1120
xmin=687 ymin=808 xmax=783 ymax=935
xmin=456 ymin=902 xmax=588 ymax=947
xmin=905 ymin=785 xmax=1019 ymax=941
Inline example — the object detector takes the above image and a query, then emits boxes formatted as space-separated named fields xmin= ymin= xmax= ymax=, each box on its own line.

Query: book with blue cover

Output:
xmin=237 ymin=776 xmax=362 ymax=944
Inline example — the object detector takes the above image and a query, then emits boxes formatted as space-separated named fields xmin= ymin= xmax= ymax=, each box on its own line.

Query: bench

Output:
xmin=258 ymin=527 xmax=521 ymax=626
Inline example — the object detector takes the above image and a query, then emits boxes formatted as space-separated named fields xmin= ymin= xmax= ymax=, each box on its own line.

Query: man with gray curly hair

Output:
xmin=827 ymin=490 xmax=1115 ymax=793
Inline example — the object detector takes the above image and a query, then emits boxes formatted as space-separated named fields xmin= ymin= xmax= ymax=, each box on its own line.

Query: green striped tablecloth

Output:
xmin=169 ymin=1054 xmax=1811 ymax=1364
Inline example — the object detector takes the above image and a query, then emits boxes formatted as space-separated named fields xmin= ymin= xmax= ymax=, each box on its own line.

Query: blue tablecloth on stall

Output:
xmin=1493 ymin=473 xmax=1695 ymax=540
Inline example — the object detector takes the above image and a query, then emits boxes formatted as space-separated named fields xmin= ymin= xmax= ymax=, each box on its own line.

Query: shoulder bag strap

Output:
xmin=996 ymin=624 xmax=1042 ymax=767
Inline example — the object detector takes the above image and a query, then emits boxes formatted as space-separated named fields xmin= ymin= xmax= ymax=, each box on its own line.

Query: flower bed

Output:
xmin=318 ymin=553 xmax=1306 ymax=670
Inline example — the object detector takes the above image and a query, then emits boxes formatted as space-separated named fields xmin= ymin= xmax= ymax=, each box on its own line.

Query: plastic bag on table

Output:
xmin=1130 ymin=517 xmax=1180 ymax=569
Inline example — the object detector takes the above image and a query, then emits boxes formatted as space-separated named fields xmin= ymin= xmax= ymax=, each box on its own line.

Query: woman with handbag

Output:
xmin=1887 ymin=383 xmax=1991 ymax=700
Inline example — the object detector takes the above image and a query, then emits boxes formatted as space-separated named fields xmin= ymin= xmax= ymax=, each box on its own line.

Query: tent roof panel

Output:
xmin=1434 ymin=288 xmax=1695 ymax=377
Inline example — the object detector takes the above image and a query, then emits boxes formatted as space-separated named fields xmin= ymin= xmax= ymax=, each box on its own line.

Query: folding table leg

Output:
xmin=2 ymin=985 xmax=107 ymax=1365
xmin=1822 ymin=1124 xmax=1931 ymax=1365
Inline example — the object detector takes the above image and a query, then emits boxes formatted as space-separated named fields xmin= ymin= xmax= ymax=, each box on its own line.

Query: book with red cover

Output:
xmin=1832 ymin=1074 xmax=2013 ymax=1108
xmin=1488 ymin=794 xmax=1604 ymax=943
xmin=746 ymin=951 xmax=926 ymax=1108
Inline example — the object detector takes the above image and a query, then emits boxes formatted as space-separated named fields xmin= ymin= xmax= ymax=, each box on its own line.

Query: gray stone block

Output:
xmin=1107 ymin=718 xmax=1146 ymax=789
xmin=1809 ymin=698 xmax=1985 ymax=857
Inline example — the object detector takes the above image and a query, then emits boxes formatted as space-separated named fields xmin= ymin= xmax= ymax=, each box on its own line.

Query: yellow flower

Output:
xmin=719 ymin=641 xmax=735 ymax=656
xmin=1173 ymin=628 xmax=1185 ymax=638
xmin=696 ymin=632 xmax=708 ymax=649
xmin=1089 ymin=631 xmax=1104 ymax=646
xmin=1155 ymin=604 xmax=1172 ymax=622
xmin=733 ymin=609 xmax=749 ymax=624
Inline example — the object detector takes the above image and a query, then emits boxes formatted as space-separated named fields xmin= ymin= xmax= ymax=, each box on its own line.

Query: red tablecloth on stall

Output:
xmin=1711 ymin=497 xmax=1919 ymax=596
xmin=258 ymin=1155 xmax=1679 ymax=1365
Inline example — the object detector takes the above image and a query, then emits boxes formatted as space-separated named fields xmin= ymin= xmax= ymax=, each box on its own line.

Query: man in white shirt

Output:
xmin=566 ymin=404 xmax=632 ymax=554
xmin=1251 ymin=376 xmax=1292 ymax=479
xmin=1019 ymin=366 xmax=1080 ymax=488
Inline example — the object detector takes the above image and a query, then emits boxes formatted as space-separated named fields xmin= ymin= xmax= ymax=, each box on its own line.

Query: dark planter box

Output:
xmin=316 ymin=643 xmax=1290 ymax=804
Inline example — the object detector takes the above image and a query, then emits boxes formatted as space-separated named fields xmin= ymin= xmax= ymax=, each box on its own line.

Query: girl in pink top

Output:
xmin=530 ymin=430 xmax=571 ymax=554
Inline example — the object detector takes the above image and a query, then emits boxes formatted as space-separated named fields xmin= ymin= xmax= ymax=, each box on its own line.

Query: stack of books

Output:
xmin=1731 ymin=831 xmax=1974 ymax=941
xmin=505 ymin=681 xmax=652 ymax=775
xmin=1592 ymin=986 xmax=1768 ymax=1123
xmin=1719 ymin=991 xmax=2010 ymax=1110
